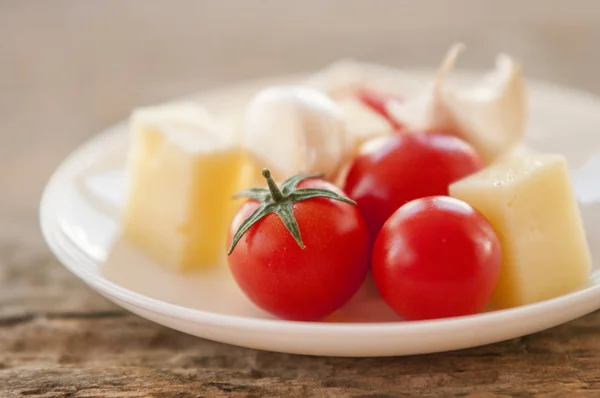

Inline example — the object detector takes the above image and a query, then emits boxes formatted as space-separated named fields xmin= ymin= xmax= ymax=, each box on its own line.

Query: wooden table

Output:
xmin=2 ymin=1 xmax=600 ymax=396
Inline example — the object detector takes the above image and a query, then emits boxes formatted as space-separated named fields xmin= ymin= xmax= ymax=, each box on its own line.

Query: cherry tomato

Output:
xmin=356 ymin=88 xmax=403 ymax=129
xmin=227 ymin=170 xmax=370 ymax=321
xmin=372 ymin=196 xmax=502 ymax=320
xmin=343 ymin=132 xmax=484 ymax=240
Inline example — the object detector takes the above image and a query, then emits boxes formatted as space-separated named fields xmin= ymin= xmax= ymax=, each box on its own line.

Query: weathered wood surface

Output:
xmin=3 ymin=1 xmax=600 ymax=396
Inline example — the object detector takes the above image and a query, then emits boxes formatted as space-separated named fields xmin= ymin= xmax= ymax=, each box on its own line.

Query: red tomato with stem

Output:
xmin=343 ymin=132 xmax=484 ymax=241
xmin=373 ymin=196 xmax=502 ymax=320
xmin=227 ymin=169 xmax=370 ymax=321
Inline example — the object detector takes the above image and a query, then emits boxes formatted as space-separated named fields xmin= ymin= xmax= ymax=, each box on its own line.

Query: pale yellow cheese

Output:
xmin=122 ymin=103 xmax=250 ymax=272
xmin=449 ymin=153 xmax=591 ymax=309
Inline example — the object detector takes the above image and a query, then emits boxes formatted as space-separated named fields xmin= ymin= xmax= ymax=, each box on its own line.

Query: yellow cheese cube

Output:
xmin=449 ymin=153 xmax=591 ymax=309
xmin=122 ymin=103 xmax=250 ymax=272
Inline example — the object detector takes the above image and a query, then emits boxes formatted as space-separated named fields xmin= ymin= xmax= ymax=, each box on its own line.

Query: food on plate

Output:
xmin=343 ymin=132 xmax=484 ymax=240
xmin=372 ymin=196 xmax=502 ymax=320
xmin=386 ymin=43 xmax=526 ymax=162
xmin=119 ymin=43 xmax=591 ymax=323
xmin=449 ymin=153 xmax=591 ymax=308
xmin=241 ymin=85 xmax=350 ymax=184
xmin=227 ymin=169 xmax=370 ymax=321
xmin=122 ymin=102 xmax=249 ymax=271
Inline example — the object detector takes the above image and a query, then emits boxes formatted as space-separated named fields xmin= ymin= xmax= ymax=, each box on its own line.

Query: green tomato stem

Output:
xmin=262 ymin=169 xmax=285 ymax=202
xmin=228 ymin=169 xmax=356 ymax=255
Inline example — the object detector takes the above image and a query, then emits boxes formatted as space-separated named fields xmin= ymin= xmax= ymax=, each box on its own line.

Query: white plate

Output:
xmin=41 ymin=66 xmax=600 ymax=357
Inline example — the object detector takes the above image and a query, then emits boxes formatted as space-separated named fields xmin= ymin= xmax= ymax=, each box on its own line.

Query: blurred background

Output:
xmin=2 ymin=0 xmax=600 ymax=241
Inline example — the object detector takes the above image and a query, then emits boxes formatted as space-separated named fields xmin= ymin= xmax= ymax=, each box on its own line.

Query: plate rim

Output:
xmin=40 ymin=67 xmax=600 ymax=338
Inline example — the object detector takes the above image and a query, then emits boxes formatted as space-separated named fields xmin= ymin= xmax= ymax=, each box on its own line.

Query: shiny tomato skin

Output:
xmin=227 ymin=179 xmax=370 ymax=321
xmin=372 ymin=196 xmax=502 ymax=321
xmin=356 ymin=88 xmax=403 ymax=129
xmin=343 ymin=132 xmax=484 ymax=241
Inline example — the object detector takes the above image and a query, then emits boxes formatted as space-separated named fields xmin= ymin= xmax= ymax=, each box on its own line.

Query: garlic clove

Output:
xmin=241 ymin=85 xmax=350 ymax=182
xmin=445 ymin=54 xmax=527 ymax=162
xmin=386 ymin=43 xmax=526 ymax=163
xmin=386 ymin=43 xmax=464 ymax=132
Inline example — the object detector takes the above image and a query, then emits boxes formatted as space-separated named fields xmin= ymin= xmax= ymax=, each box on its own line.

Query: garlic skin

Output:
xmin=241 ymin=85 xmax=350 ymax=182
xmin=446 ymin=54 xmax=526 ymax=162
xmin=386 ymin=43 xmax=527 ymax=162
xmin=386 ymin=43 xmax=464 ymax=133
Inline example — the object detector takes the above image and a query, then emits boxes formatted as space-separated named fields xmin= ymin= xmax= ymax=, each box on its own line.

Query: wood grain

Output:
xmin=3 ymin=0 xmax=600 ymax=396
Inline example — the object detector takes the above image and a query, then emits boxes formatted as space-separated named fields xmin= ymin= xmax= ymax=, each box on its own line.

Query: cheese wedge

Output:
xmin=449 ymin=153 xmax=591 ymax=309
xmin=122 ymin=102 xmax=249 ymax=271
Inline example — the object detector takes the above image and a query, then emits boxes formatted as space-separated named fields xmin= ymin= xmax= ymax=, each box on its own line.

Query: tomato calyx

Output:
xmin=227 ymin=168 xmax=356 ymax=255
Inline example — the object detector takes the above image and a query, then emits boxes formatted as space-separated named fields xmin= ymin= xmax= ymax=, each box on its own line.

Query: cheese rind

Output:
xmin=122 ymin=103 xmax=248 ymax=271
xmin=449 ymin=153 xmax=591 ymax=308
